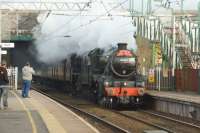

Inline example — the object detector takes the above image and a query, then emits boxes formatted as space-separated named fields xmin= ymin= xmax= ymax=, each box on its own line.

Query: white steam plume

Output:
xmin=33 ymin=1 xmax=136 ymax=64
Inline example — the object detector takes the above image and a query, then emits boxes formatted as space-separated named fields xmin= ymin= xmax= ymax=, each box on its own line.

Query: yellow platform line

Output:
xmin=11 ymin=91 xmax=37 ymax=133
xmin=33 ymin=90 xmax=100 ymax=133
xmin=27 ymin=93 xmax=67 ymax=133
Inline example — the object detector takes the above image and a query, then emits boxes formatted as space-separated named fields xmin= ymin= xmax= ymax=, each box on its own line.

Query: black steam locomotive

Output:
xmin=35 ymin=43 xmax=145 ymax=108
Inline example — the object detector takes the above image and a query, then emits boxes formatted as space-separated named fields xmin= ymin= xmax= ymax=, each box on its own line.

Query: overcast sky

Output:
xmin=1 ymin=0 xmax=199 ymax=63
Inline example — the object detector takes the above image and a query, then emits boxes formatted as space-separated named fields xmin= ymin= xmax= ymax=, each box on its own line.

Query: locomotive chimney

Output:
xmin=117 ymin=43 xmax=127 ymax=50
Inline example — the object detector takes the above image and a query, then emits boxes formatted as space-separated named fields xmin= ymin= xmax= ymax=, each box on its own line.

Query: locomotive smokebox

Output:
xmin=117 ymin=43 xmax=127 ymax=50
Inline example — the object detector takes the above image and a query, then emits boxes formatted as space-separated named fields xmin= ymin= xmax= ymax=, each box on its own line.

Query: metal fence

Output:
xmin=146 ymin=68 xmax=200 ymax=94
xmin=175 ymin=69 xmax=200 ymax=93
xmin=7 ymin=67 xmax=18 ymax=90
xmin=146 ymin=68 xmax=175 ymax=91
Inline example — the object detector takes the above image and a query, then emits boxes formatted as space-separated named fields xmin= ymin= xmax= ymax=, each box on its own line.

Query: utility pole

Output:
xmin=147 ymin=0 xmax=152 ymax=15
xmin=131 ymin=0 xmax=134 ymax=16
xmin=181 ymin=0 xmax=184 ymax=21
xmin=172 ymin=9 xmax=176 ymax=77
xmin=142 ymin=0 xmax=144 ymax=16
xmin=181 ymin=0 xmax=184 ymax=14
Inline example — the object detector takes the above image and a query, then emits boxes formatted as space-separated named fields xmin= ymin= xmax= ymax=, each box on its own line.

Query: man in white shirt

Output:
xmin=22 ymin=62 xmax=35 ymax=98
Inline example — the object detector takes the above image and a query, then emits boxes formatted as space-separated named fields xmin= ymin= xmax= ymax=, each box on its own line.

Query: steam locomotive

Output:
xmin=35 ymin=43 xmax=145 ymax=108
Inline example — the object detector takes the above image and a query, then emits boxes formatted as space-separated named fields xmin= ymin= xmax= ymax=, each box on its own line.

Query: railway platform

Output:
xmin=146 ymin=90 xmax=200 ymax=121
xmin=0 ymin=90 xmax=99 ymax=133
xmin=147 ymin=90 xmax=200 ymax=104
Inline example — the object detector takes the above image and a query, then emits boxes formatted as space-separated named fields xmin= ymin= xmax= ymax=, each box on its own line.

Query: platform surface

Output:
xmin=0 ymin=90 xmax=99 ymax=133
xmin=147 ymin=90 xmax=200 ymax=104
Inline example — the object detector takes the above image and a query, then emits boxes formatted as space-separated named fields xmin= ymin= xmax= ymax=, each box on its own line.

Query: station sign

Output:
xmin=163 ymin=68 xmax=168 ymax=77
xmin=148 ymin=68 xmax=155 ymax=83
xmin=153 ymin=42 xmax=162 ymax=66
xmin=0 ymin=43 xmax=15 ymax=48
xmin=1 ymin=50 xmax=7 ymax=55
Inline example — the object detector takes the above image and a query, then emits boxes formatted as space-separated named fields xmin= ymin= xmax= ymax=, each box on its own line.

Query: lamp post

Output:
xmin=54 ymin=35 xmax=71 ymax=38
xmin=63 ymin=35 xmax=72 ymax=38
xmin=172 ymin=8 xmax=176 ymax=77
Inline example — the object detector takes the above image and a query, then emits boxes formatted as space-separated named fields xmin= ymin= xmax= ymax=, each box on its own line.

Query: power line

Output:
xmin=65 ymin=0 xmax=128 ymax=35
xmin=100 ymin=0 xmax=112 ymax=18
xmin=37 ymin=0 xmax=128 ymax=43
xmin=36 ymin=1 xmax=92 ymax=41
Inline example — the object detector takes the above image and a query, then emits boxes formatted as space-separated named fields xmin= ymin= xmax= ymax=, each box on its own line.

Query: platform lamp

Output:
xmin=54 ymin=35 xmax=72 ymax=38
xmin=63 ymin=35 xmax=72 ymax=38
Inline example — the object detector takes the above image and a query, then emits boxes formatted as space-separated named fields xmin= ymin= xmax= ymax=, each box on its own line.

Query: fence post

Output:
xmin=158 ymin=66 xmax=161 ymax=91
xmin=15 ymin=67 xmax=18 ymax=90
xmin=198 ymin=69 xmax=200 ymax=94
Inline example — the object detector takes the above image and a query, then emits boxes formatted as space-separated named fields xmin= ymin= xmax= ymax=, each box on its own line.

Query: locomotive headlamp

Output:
xmin=104 ymin=81 xmax=110 ymax=87
xmin=136 ymin=98 xmax=139 ymax=102
xmin=122 ymin=70 xmax=126 ymax=74
xmin=124 ymin=82 xmax=127 ymax=86
xmin=138 ymin=88 xmax=145 ymax=96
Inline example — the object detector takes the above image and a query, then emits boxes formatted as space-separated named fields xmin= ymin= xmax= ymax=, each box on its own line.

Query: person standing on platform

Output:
xmin=22 ymin=62 xmax=35 ymax=98
xmin=0 ymin=62 xmax=9 ymax=109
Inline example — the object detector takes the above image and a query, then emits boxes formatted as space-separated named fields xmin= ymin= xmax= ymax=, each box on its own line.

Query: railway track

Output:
xmin=141 ymin=110 xmax=200 ymax=129
xmin=32 ymin=85 xmax=200 ymax=133
xmin=112 ymin=111 xmax=174 ymax=133
xmin=114 ymin=109 xmax=200 ymax=133
xmin=33 ymin=87 xmax=130 ymax=133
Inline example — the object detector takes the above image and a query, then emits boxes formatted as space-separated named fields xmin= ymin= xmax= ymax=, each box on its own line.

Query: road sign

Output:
xmin=0 ymin=43 xmax=14 ymax=48
xmin=1 ymin=50 xmax=7 ymax=55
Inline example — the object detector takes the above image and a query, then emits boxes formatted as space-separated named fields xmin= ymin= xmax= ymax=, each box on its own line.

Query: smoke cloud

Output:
xmin=33 ymin=1 xmax=137 ymax=64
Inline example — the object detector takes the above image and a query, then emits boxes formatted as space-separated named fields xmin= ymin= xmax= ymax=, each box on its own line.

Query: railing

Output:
xmin=176 ymin=21 xmax=193 ymax=68
xmin=7 ymin=67 xmax=18 ymax=90
xmin=180 ymin=16 xmax=200 ymax=68
xmin=181 ymin=16 xmax=199 ymax=52
xmin=191 ymin=53 xmax=200 ymax=69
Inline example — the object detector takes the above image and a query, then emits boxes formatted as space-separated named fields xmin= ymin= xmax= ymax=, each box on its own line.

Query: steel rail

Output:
xmin=140 ymin=110 xmax=200 ymax=129
xmin=112 ymin=110 xmax=174 ymax=133
xmin=32 ymin=87 xmax=130 ymax=133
